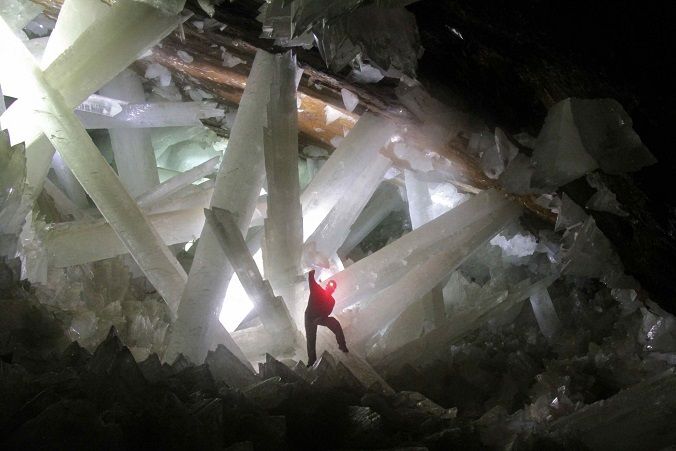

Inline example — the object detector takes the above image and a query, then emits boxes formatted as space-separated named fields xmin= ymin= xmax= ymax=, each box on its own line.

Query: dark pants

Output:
xmin=305 ymin=312 xmax=346 ymax=365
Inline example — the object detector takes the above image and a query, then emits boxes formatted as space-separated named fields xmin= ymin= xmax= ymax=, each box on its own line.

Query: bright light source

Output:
xmin=218 ymin=249 xmax=264 ymax=332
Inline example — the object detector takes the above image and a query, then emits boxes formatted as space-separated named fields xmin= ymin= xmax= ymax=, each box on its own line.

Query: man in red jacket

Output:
xmin=305 ymin=269 xmax=348 ymax=366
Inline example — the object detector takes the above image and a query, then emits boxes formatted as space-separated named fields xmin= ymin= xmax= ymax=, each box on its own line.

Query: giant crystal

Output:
xmin=301 ymin=113 xmax=397 ymax=240
xmin=0 ymin=15 xmax=188 ymax=315
xmin=165 ymin=50 xmax=275 ymax=364
xmin=262 ymin=52 xmax=304 ymax=323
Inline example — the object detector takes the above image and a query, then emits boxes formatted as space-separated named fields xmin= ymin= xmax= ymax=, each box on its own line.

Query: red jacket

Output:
xmin=306 ymin=270 xmax=335 ymax=318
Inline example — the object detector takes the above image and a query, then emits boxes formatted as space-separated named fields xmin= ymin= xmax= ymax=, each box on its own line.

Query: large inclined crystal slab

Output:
xmin=100 ymin=70 xmax=160 ymax=197
xmin=531 ymin=98 xmax=599 ymax=189
xmin=549 ymin=369 xmax=676 ymax=451
xmin=165 ymin=50 xmax=274 ymax=364
xmin=338 ymin=182 xmax=403 ymax=257
xmin=529 ymin=287 xmax=561 ymax=339
xmin=328 ymin=189 xmax=513 ymax=311
xmin=76 ymin=98 xmax=224 ymax=129
xmin=376 ymin=276 xmax=557 ymax=376
xmin=50 ymin=152 xmax=88 ymax=209
xmin=304 ymin=146 xmax=392 ymax=267
xmin=45 ymin=208 xmax=205 ymax=267
xmin=301 ymin=113 xmax=397 ymax=240
xmin=262 ymin=53 xmax=304 ymax=324
xmin=0 ymin=20 xmax=187 ymax=314
xmin=570 ymin=98 xmax=656 ymax=174
xmin=342 ymin=198 xmax=522 ymax=345
xmin=136 ymin=156 xmax=219 ymax=208
xmin=206 ymin=208 xmax=297 ymax=342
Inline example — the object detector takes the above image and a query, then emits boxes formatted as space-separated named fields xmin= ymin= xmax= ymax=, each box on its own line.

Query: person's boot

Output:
xmin=339 ymin=343 xmax=349 ymax=353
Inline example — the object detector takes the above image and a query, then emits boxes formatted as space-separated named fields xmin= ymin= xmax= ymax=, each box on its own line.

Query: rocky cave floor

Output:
xmin=2 ymin=256 xmax=675 ymax=451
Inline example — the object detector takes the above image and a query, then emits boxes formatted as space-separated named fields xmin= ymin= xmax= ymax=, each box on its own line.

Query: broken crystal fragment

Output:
xmin=585 ymin=173 xmax=628 ymax=216
xmin=532 ymin=98 xmax=598 ymax=189
xmin=570 ymin=98 xmax=656 ymax=174
xmin=555 ymin=194 xmax=587 ymax=232
xmin=529 ymin=287 xmax=561 ymax=339
xmin=341 ymin=88 xmax=359 ymax=112
xmin=145 ymin=62 xmax=172 ymax=87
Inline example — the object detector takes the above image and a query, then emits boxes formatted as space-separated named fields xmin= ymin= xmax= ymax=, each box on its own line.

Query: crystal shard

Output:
xmin=532 ymin=98 xmax=598 ymax=189
xmin=529 ymin=288 xmax=561 ymax=339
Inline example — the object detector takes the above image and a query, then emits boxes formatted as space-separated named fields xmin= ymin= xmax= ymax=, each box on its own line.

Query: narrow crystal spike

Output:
xmin=100 ymin=69 xmax=160 ymax=197
xmin=0 ymin=18 xmax=187 ymax=315
xmin=165 ymin=50 xmax=275 ymax=364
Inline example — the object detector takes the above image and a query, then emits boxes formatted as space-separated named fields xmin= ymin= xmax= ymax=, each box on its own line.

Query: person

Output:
xmin=305 ymin=269 xmax=348 ymax=366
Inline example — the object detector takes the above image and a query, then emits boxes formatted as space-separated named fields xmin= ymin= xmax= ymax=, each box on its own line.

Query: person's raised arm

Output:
xmin=308 ymin=269 xmax=319 ymax=291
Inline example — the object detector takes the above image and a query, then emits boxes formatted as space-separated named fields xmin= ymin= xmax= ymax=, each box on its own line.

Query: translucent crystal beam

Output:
xmin=206 ymin=207 xmax=297 ymax=344
xmin=137 ymin=156 xmax=219 ymax=208
xmin=304 ymin=142 xmax=393 ymax=267
xmin=76 ymin=98 xmax=224 ymax=129
xmin=344 ymin=199 xmax=522 ymax=344
xmin=337 ymin=182 xmax=404 ymax=258
xmin=300 ymin=113 xmax=397 ymax=240
xmin=529 ymin=287 xmax=561 ymax=339
xmin=46 ymin=208 xmax=205 ymax=267
xmin=328 ymin=189 xmax=513 ymax=311
xmin=165 ymin=50 xmax=274 ymax=364
xmin=262 ymin=52 xmax=304 ymax=323
xmin=1 ymin=0 xmax=186 ymax=201
xmin=0 ymin=17 xmax=187 ymax=315
xmin=100 ymin=69 xmax=160 ymax=197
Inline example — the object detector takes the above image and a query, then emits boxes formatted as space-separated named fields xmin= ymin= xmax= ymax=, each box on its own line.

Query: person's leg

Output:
xmin=317 ymin=316 xmax=348 ymax=352
xmin=305 ymin=313 xmax=318 ymax=366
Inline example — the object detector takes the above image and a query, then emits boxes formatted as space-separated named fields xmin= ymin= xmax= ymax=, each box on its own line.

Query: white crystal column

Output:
xmin=301 ymin=113 xmax=397 ymax=240
xmin=529 ymin=287 xmax=561 ymax=339
xmin=0 ymin=18 xmax=187 ymax=314
xmin=165 ymin=50 xmax=274 ymax=364
xmin=304 ymin=146 xmax=392 ymax=267
xmin=328 ymin=189 xmax=511 ymax=311
xmin=136 ymin=156 xmax=219 ymax=208
xmin=338 ymin=183 xmax=404 ymax=258
xmin=206 ymin=208 xmax=297 ymax=342
xmin=46 ymin=207 xmax=205 ymax=267
xmin=344 ymin=199 xmax=522 ymax=344
xmin=101 ymin=69 xmax=160 ymax=196
xmin=262 ymin=52 xmax=304 ymax=323
xmin=403 ymin=170 xmax=446 ymax=331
